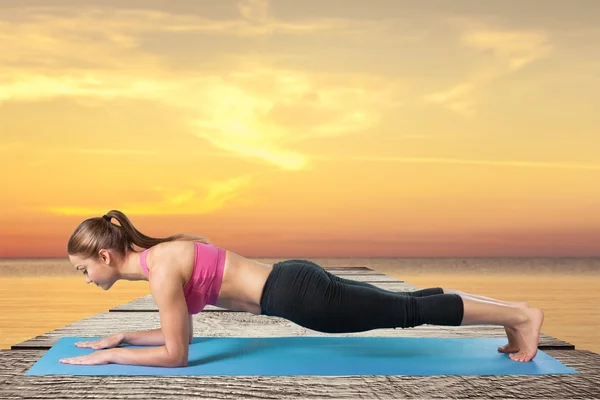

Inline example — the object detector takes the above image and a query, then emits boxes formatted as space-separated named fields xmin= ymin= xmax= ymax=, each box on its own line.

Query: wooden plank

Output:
xmin=461 ymin=350 xmax=600 ymax=398
xmin=1 ymin=349 xmax=598 ymax=399
xmin=0 ymin=350 xmax=41 ymax=384
xmin=11 ymin=311 xmax=573 ymax=350
xmin=110 ymin=282 xmax=422 ymax=312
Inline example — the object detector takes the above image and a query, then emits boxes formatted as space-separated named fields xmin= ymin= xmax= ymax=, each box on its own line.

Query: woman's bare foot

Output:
xmin=498 ymin=302 xmax=529 ymax=353
xmin=437 ymin=289 xmax=535 ymax=356
xmin=498 ymin=327 xmax=520 ymax=353
xmin=509 ymin=307 xmax=544 ymax=362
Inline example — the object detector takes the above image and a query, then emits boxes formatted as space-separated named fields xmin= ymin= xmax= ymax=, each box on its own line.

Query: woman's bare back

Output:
xmin=145 ymin=241 xmax=274 ymax=315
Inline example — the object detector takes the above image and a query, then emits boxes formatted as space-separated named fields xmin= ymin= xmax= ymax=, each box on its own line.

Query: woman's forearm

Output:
xmin=122 ymin=328 xmax=165 ymax=346
xmin=108 ymin=346 xmax=187 ymax=368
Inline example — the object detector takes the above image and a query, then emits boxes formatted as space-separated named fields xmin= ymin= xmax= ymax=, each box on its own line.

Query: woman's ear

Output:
xmin=98 ymin=249 xmax=110 ymax=264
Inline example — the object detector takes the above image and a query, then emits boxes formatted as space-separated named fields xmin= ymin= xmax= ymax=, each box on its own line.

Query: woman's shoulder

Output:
xmin=150 ymin=240 xmax=197 ymax=257
xmin=145 ymin=241 xmax=197 ymax=281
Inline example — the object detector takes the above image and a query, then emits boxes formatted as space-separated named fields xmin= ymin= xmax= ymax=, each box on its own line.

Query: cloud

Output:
xmin=0 ymin=6 xmax=400 ymax=171
xmin=0 ymin=73 xmax=167 ymax=103
xmin=461 ymin=29 xmax=552 ymax=71
xmin=238 ymin=0 xmax=269 ymax=23
xmin=424 ymin=22 xmax=552 ymax=116
xmin=310 ymin=154 xmax=600 ymax=171
xmin=0 ymin=4 xmax=387 ymax=53
xmin=423 ymin=82 xmax=478 ymax=117
xmin=187 ymin=66 xmax=398 ymax=170
xmin=44 ymin=175 xmax=256 ymax=216
xmin=202 ymin=175 xmax=256 ymax=209
xmin=1 ymin=66 xmax=394 ymax=172
xmin=49 ymin=148 xmax=157 ymax=155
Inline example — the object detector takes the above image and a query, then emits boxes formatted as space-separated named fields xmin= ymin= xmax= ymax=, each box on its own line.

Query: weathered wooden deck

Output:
xmin=2 ymin=266 xmax=599 ymax=399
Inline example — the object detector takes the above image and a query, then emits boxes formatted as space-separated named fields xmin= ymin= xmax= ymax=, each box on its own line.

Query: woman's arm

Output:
xmin=109 ymin=314 xmax=193 ymax=366
xmin=122 ymin=328 xmax=165 ymax=346
xmin=122 ymin=315 xmax=193 ymax=346
xmin=108 ymin=257 xmax=191 ymax=367
xmin=108 ymin=345 xmax=183 ymax=367
xmin=62 ymin=253 xmax=194 ymax=368
xmin=63 ymin=315 xmax=194 ymax=367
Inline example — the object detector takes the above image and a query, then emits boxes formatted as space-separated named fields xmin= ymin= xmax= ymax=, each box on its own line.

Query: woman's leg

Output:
xmin=320 ymin=267 xmax=444 ymax=297
xmin=460 ymin=296 xmax=543 ymax=362
xmin=319 ymin=264 xmax=527 ymax=307
xmin=440 ymin=288 xmax=529 ymax=353
xmin=261 ymin=260 xmax=463 ymax=332
xmin=321 ymin=266 xmax=529 ymax=354
xmin=261 ymin=260 xmax=543 ymax=362
xmin=330 ymin=282 xmax=543 ymax=362
xmin=442 ymin=288 xmax=528 ymax=308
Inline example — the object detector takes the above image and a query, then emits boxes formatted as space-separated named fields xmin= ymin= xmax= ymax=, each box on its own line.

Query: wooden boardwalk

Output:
xmin=1 ymin=266 xmax=599 ymax=399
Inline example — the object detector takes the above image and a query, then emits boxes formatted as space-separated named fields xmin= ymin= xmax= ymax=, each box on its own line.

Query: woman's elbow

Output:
xmin=163 ymin=347 xmax=189 ymax=368
xmin=164 ymin=355 xmax=188 ymax=368
xmin=173 ymin=358 xmax=188 ymax=368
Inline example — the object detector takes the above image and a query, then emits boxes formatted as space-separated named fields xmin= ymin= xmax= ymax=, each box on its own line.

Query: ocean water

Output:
xmin=1 ymin=257 xmax=599 ymax=353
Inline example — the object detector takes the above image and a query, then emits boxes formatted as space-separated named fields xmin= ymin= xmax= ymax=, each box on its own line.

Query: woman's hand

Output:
xmin=60 ymin=349 xmax=114 ymax=365
xmin=75 ymin=333 xmax=124 ymax=350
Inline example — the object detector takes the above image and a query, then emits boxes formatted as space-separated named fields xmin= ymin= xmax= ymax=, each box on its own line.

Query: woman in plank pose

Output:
xmin=62 ymin=210 xmax=544 ymax=367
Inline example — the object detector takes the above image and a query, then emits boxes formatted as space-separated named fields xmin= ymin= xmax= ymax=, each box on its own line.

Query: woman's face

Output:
xmin=69 ymin=251 xmax=117 ymax=290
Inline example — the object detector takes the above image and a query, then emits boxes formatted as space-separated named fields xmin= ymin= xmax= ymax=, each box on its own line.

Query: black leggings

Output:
xmin=259 ymin=259 xmax=464 ymax=333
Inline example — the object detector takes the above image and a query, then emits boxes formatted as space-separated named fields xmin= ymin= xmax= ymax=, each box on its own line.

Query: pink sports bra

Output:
xmin=139 ymin=242 xmax=226 ymax=315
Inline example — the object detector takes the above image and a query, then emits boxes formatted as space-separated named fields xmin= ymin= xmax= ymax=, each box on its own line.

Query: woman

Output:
xmin=61 ymin=210 xmax=544 ymax=367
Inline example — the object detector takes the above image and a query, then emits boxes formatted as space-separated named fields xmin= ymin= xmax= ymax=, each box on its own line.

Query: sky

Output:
xmin=1 ymin=0 xmax=599 ymax=258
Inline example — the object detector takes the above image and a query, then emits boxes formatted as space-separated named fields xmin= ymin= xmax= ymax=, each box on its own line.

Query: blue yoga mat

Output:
xmin=25 ymin=336 xmax=578 ymax=376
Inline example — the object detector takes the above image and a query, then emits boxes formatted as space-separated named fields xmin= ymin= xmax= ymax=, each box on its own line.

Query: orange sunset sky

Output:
xmin=1 ymin=0 xmax=599 ymax=258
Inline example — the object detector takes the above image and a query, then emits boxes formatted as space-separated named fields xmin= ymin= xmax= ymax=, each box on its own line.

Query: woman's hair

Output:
xmin=67 ymin=209 xmax=210 ymax=260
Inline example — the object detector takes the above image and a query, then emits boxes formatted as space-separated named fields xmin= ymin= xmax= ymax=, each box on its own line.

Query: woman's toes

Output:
xmin=498 ymin=344 xmax=519 ymax=353
xmin=509 ymin=351 xmax=529 ymax=362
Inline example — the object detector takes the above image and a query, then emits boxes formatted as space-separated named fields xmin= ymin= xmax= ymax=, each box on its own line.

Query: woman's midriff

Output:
xmin=214 ymin=250 xmax=273 ymax=315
